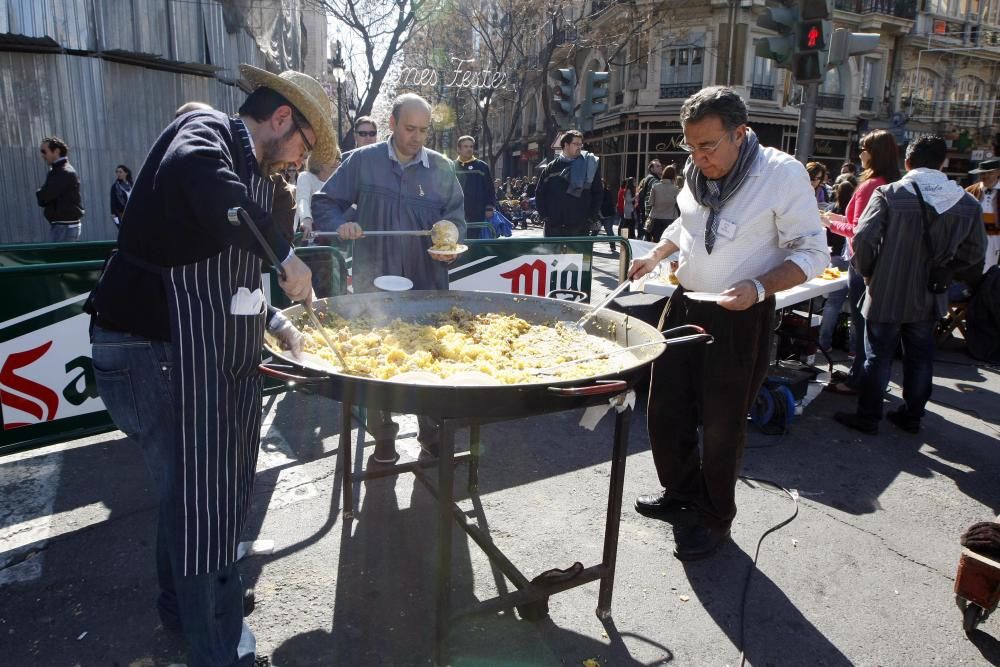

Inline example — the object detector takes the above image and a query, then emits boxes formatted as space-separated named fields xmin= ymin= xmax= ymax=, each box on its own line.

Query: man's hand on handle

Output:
xmin=337 ymin=222 xmax=364 ymax=240
xmin=279 ymin=253 xmax=313 ymax=305
xmin=628 ymin=254 xmax=661 ymax=281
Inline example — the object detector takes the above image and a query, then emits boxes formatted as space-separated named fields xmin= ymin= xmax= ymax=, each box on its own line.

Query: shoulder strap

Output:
xmin=910 ymin=181 xmax=936 ymax=257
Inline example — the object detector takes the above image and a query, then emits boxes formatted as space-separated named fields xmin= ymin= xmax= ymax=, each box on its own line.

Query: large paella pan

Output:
xmin=262 ymin=290 xmax=710 ymax=420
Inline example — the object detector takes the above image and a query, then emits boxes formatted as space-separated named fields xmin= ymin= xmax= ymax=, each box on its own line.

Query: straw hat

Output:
xmin=969 ymin=157 xmax=1000 ymax=174
xmin=240 ymin=64 xmax=340 ymax=169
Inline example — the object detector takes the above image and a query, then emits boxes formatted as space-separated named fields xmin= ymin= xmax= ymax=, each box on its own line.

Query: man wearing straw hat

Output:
xmin=967 ymin=157 xmax=1000 ymax=271
xmin=87 ymin=64 xmax=336 ymax=666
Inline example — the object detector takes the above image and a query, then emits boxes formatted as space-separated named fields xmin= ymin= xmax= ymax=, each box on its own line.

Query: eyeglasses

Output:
xmin=679 ymin=132 xmax=731 ymax=155
xmin=291 ymin=115 xmax=314 ymax=154
xmin=569 ymin=141 xmax=584 ymax=147
xmin=355 ymin=130 xmax=377 ymax=137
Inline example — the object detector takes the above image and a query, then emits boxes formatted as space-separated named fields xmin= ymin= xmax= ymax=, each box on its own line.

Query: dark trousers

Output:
xmin=846 ymin=265 xmax=867 ymax=386
xmin=647 ymin=291 xmax=774 ymax=528
xmin=858 ymin=319 xmax=936 ymax=421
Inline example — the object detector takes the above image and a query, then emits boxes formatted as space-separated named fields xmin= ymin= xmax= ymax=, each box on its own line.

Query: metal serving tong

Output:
xmin=228 ymin=207 xmax=356 ymax=373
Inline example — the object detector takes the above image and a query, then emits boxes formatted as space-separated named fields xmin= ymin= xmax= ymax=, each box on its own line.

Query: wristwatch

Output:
xmin=750 ymin=279 xmax=766 ymax=303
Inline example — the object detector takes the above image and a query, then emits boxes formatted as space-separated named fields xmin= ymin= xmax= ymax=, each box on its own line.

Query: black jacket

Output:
xmin=535 ymin=154 xmax=603 ymax=235
xmin=36 ymin=158 xmax=84 ymax=223
xmin=88 ymin=111 xmax=289 ymax=340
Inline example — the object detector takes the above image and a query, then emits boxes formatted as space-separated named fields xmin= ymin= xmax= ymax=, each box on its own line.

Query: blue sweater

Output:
xmin=312 ymin=140 xmax=465 ymax=292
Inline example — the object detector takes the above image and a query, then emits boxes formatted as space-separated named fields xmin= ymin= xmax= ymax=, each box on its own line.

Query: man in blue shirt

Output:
xmin=312 ymin=92 xmax=465 ymax=460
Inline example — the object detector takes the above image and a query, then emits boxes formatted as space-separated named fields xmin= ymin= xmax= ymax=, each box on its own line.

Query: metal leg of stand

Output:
xmin=340 ymin=386 xmax=354 ymax=520
xmin=435 ymin=419 xmax=456 ymax=666
xmin=597 ymin=406 xmax=631 ymax=618
xmin=468 ymin=423 xmax=480 ymax=492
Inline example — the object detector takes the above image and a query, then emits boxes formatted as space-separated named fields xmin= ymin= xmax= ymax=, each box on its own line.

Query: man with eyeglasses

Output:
xmin=85 ymin=65 xmax=333 ymax=665
xmin=535 ymin=130 xmax=604 ymax=237
xmin=628 ymin=86 xmax=827 ymax=561
xmin=353 ymin=115 xmax=379 ymax=148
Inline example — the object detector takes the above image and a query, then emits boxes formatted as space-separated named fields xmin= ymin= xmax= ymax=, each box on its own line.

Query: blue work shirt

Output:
xmin=312 ymin=139 xmax=466 ymax=292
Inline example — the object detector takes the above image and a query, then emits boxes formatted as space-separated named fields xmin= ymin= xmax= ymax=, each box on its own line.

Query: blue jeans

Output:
xmin=49 ymin=223 xmax=81 ymax=242
xmin=91 ymin=326 xmax=256 ymax=666
xmin=845 ymin=265 xmax=867 ymax=386
xmin=858 ymin=319 xmax=936 ymax=422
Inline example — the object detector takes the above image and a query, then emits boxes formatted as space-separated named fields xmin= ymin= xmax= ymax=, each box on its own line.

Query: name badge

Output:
xmin=716 ymin=218 xmax=738 ymax=240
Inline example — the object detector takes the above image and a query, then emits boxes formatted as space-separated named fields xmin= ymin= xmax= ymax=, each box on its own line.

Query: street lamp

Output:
xmin=328 ymin=42 xmax=346 ymax=146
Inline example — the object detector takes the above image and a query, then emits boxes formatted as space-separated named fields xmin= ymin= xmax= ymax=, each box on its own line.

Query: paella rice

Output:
xmin=275 ymin=307 xmax=634 ymax=383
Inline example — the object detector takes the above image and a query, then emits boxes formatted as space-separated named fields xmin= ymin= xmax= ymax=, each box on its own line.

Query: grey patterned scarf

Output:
xmin=683 ymin=127 xmax=760 ymax=253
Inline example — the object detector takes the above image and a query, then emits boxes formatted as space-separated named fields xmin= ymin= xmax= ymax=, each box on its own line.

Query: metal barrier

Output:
xmin=0 ymin=234 xmax=629 ymax=455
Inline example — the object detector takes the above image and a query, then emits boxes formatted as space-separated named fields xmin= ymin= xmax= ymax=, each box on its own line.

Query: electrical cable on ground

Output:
xmin=734 ymin=475 xmax=800 ymax=667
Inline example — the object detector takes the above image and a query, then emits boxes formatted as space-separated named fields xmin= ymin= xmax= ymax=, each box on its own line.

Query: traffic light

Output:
xmin=581 ymin=70 xmax=609 ymax=128
xmin=827 ymin=28 xmax=880 ymax=67
xmin=550 ymin=68 xmax=577 ymax=127
xmin=792 ymin=0 xmax=832 ymax=83
xmin=754 ymin=4 xmax=797 ymax=70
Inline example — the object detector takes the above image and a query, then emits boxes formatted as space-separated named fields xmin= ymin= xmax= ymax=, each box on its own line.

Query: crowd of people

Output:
xmin=35 ymin=63 xmax=996 ymax=664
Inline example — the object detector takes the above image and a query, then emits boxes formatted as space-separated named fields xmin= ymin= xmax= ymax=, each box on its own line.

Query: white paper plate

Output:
xmin=684 ymin=291 xmax=726 ymax=303
xmin=373 ymin=275 xmax=414 ymax=291
xmin=427 ymin=244 xmax=469 ymax=259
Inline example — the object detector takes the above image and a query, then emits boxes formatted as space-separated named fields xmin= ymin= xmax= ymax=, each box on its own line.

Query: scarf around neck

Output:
xmin=683 ymin=127 xmax=760 ymax=253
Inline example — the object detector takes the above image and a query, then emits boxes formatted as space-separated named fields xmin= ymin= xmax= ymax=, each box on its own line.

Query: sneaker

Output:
xmin=372 ymin=440 xmax=399 ymax=464
xmin=634 ymin=491 xmax=695 ymax=524
xmin=834 ymin=411 xmax=879 ymax=435
xmin=886 ymin=407 xmax=920 ymax=433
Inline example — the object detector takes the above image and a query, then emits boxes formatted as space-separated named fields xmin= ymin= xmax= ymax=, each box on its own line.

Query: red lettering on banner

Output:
xmin=500 ymin=260 xmax=547 ymax=296
xmin=1 ymin=341 xmax=60 ymax=429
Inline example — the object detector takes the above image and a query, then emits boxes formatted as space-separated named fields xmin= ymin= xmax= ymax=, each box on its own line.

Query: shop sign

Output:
xmin=813 ymin=139 xmax=848 ymax=158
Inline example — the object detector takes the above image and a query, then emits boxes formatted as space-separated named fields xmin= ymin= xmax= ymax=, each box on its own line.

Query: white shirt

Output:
xmin=664 ymin=146 xmax=829 ymax=293
xmin=295 ymin=170 xmax=327 ymax=228
xmin=982 ymin=188 xmax=996 ymax=216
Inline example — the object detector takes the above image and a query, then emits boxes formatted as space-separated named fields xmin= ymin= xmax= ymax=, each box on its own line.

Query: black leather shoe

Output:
xmin=886 ymin=407 xmax=920 ymax=433
xmin=634 ymin=491 xmax=694 ymax=523
xmin=672 ymin=523 xmax=731 ymax=561
xmin=244 ymin=587 xmax=255 ymax=616
xmin=834 ymin=411 xmax=879 ymax=435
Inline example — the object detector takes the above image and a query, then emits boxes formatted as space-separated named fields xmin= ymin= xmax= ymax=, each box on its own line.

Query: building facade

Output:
xmin=0 ymin=0 xmax=325 ymax=244
xmin=490 ymin=0 xmax=999 ymax=187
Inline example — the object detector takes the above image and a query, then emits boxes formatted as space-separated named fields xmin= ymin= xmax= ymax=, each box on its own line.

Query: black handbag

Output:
xmin=912 ymin=182 xmax=954 ymax=294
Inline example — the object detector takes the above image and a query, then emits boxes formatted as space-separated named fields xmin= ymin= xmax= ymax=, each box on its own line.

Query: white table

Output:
xmin=640 ymin=273 xmax=848 ymax=310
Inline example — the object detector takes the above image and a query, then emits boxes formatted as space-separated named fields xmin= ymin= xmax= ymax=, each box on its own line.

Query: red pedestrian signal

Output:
xmin=798 ymin=20 xmax=826 ymax=51
xmin=807 ymin=26 xmax=820 ymax=48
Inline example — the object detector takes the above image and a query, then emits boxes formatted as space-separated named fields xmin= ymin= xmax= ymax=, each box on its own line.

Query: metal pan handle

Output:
xmin=664 ymin=333 xmax=715 ymax=347
xmin=547 ymin=380 xmax=628 ymax=397
xmin=258 ymin=363 xmax=327 ymax=385
xmin=662 ymin=324 xmax=706 ymax=338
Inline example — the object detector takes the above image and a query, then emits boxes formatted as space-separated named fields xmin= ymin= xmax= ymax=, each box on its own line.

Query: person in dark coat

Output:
xmin=36 ymin=136 xmax=84 ymax=242
xmin=109 ymin=164 xmax=133 ymax=227
xmin=454 ymin=135 xmax=496 ymax=239
xmin=86 ymin=65 xmax=331 ymax=665
xmin=535 ymin=130 xmax=603 ymax=237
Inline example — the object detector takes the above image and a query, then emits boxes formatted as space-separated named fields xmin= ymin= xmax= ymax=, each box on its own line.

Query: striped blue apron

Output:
xmin=164 ymin=118 xmax=275 ymax=576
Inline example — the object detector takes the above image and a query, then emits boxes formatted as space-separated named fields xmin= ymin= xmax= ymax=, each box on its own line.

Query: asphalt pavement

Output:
xmin=1 ymin=228 xmax=999 ymax=666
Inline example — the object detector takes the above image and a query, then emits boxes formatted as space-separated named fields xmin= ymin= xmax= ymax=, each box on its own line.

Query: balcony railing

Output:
xmin=660 ymin=83 xmax=702 ymax=99
xmin=834 ymin=0 xmax=916 ymax=19
xmin=817 ymin=93 xmax=845 ymax=110
xmin=750 ymin=84 xmax=775 ymax=101
xmin=613 ymin=91 xmax=624 ymax=105
xmin=859 ymin=97 xmax=874 ymax=111
xmin=900 ymin=95 xmax=929 ymax=117
xmin=949 ymin=102 xmax=981 ymax=123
